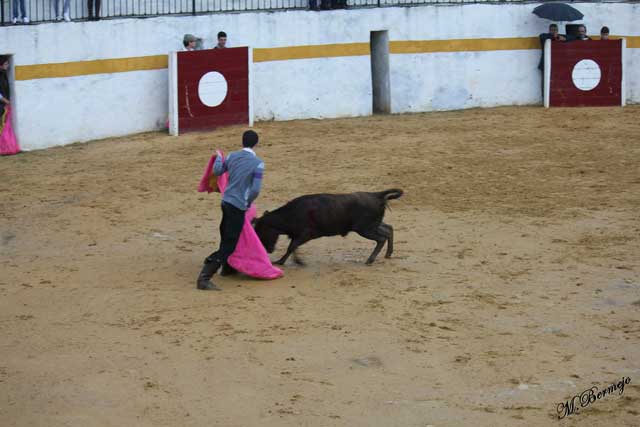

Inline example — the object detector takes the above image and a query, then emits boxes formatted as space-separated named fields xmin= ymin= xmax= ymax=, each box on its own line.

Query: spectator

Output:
xmin=314 ymin=0 xmax=345 ymax=10
xmin=12 ymin=0 xmax=29 ymax=24
xmin=538 ymin=24 xmax=566 ymax=71
xmin=183 ymin=34 xmax=201 ymax=51
xmin=54 ymin=0 xmax=71 ymax=22
xmin=0 ymin=56 xmax=21 ymax=156
xmin=87 ymin=0 xmax=101 ymax=21
xmin=214 ymin=31 xmax=227 ymax=49
xmin=600 ymin=26 xmax=610 ymax=40
xmin=572 ymin=25 xmax=592 ymax=41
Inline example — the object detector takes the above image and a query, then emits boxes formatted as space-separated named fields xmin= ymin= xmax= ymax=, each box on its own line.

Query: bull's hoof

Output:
xmin=293 ymin=258 xmax=306 ymax=266
xmin=384 ymin=254 xmax=392 ymax=259
xmin=275 ymin=260 xmax=286 ymax=266
xmin=365 ymin=260 xmax=374 ymax=266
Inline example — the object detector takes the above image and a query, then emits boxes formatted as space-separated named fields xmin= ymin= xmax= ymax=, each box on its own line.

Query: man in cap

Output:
xmin=196 ymin=130 xmax=265 ymax=291
xmin=183 ymin=34 xmax=201 ymax=51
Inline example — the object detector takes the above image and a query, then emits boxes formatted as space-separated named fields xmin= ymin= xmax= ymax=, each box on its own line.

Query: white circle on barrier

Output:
xmin=571 ymin=59 xmax=601 ymax=91
xmin=198 ymin=72 xmax=228 ymax=107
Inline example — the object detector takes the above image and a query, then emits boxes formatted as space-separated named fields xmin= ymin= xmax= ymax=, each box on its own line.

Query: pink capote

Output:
xmin=198 ymin=150 xmax=283 ymax=280
xmin=0 ymin=107 xmax=21 ymax=156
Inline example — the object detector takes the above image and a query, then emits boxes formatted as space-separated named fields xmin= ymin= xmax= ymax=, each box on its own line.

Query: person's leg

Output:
xmin=63 ymin=0 xmax=71 ymax=19
xmin=87 ymin=0 xmax=93 ymax=19
xmin=95 ymin=0 xmax=101 ymax=19
xmin=220 ymin=264 xmax=238 ymax=276
xmin=12 ymin=0 xmax=19 ymax=19
xmin=217 ymin=202 xmax=246 ymax=263
xmin=53 ymin=0 xmax=60 ymax=18
xmin=20 ymin=0 xmax=27 ymax=19
xmin=197 ymin=202 xmax=246 ymax=290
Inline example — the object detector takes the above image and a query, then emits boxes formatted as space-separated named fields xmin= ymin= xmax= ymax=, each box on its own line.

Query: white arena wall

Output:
xmin=0 ymin=2 xmax=638 ymax=150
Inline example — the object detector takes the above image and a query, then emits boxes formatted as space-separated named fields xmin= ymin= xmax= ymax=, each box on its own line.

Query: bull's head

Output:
xmin=253 ymin=211 xmax=279 ymax=253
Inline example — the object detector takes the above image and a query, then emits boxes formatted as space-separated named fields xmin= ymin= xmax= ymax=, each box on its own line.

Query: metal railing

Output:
xmin=0 ymin=0 xmax=636 ymax=26
xmin=0 ymin=0 xmax=308 ymax=24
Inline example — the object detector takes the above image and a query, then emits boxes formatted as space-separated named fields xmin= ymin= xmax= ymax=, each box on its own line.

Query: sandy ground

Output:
xmin=1 ymin=106 xmax=639 ymax=426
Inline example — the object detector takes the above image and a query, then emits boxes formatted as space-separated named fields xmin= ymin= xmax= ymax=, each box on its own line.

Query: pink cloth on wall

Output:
xmin=0 ymin=107 xmax=21 ymax=156
xmin=198 ymin=150 xmax=283 ymax=280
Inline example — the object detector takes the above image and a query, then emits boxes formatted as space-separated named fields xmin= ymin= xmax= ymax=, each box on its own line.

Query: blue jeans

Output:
xmin=53 ymin=0 xmax=70 ymax=16
xmin=13 ymin=0 xmax=27 ymax=18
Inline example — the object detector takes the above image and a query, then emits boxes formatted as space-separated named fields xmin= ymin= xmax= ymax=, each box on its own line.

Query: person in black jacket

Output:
xmin=568 ymin=25 xmax=592 ymax=41
xmin=538 ymin=24 xmax=566 ymax=71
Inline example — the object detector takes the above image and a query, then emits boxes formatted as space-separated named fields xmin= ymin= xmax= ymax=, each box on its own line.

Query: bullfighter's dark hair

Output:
xmin=242 ymin=130 xmax=259 ymax=148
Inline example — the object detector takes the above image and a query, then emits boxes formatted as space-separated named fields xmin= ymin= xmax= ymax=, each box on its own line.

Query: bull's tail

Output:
xmin=380 ymin=188 xmax=404 ymax=201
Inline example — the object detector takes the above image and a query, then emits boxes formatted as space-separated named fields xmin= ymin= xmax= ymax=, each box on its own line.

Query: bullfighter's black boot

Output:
xmin=196 ymin=259 xmax=222 ymax=291
xmin=220 ymin=263 xmax=238 ymax=276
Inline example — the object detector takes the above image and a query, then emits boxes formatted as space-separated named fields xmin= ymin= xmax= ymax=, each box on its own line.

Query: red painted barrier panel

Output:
xmin=170 ymin=47 xmax=251 ymax=134
xmin=548 ymin=40 xmax=623 ymax=107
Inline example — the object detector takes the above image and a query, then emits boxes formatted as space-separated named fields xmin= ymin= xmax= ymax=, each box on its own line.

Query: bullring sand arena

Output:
xmin=1 ymin=106 xmax=640 ymax=426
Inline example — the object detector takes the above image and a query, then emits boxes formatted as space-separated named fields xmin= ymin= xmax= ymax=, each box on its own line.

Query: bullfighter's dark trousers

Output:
xmin=205 ymin=201 xmax=246 ymax=266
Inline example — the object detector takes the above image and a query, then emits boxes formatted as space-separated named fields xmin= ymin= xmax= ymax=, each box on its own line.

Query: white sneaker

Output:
xmin=12 ymin=17 xmax=18 ymax=24
xmin=56 ymin=15 xmax=63 ymax=21
xmin=22 ymin=17 xmax=30 ymax=24
xmin=63 ymin=12 xmax=70 ymax=22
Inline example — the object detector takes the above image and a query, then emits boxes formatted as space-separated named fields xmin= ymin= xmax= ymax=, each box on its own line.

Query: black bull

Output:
xmin=253 ymin=189 xmax=403 ymax=265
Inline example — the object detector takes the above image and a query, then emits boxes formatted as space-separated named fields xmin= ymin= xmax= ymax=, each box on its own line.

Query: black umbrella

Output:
xmin=532 ymin=3 xmax=584 ymax=22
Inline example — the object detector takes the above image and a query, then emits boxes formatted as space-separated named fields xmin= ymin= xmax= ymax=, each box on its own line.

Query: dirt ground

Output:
xmin=1 ymin=106 xmax=639 ymax=426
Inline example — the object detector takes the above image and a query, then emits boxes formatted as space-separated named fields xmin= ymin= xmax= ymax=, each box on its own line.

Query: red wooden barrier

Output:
xmin=169 ymin=47 xmax=252 ymax=135
xmin=545 ymin=40 xmax=625 ymax=107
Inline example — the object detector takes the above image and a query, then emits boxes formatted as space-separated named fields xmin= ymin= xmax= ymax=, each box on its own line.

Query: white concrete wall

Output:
xmin=254 ymin=56 xmax=373 ymax=121
xmin=0 ymin=2 xmax=638 ymax=150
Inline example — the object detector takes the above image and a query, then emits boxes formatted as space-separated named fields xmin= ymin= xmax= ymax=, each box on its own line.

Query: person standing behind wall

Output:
xmin=214 ymin=32 xmax=227 ymax=49
xmin=183 ymin=34 xmax=202 ymax=51
xmin=600 ymin=26 xmax=610 ymax=40
xmin=0 ymin=56 xmax=21 ymax=156
xmin=538 ymin=24 xmax=565 ymax=98
xmin=569 ymin=25 xmax=592 ymax=41
xmin=538 ymin=24 xmax=566 ymax=71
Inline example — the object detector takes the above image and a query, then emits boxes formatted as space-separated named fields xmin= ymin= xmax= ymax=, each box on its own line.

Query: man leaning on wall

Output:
xmin=538 ymin=23 xmax=565 ymax=98
xmin=538 ymin=23 xmax=566 ymax=71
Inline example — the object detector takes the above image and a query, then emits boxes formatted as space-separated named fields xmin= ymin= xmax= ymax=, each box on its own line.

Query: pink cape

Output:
xmin=0 ymin=107 xmax=21 ymax=156
xmin=198 ymin=151 xmax=283 ymax=280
